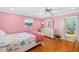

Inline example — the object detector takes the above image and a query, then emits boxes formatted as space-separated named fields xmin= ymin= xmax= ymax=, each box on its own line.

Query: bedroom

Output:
xmin=0 ymin=7 xmax=79 ymax=52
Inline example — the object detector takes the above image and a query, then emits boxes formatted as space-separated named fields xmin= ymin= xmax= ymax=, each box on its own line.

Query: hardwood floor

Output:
xmin=28 ymin=36 xmax=79 ymax=52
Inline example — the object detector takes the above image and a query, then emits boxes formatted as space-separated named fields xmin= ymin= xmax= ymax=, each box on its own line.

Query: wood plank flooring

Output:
xmin=28 ymin=37 xmax=79 ymax=52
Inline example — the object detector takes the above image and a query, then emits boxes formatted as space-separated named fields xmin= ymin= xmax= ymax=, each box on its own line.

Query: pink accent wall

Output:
xmin=0 ymin=11 xmax=79 ymax=37
xmin=0 ymin=12 xmax=43 ymax=34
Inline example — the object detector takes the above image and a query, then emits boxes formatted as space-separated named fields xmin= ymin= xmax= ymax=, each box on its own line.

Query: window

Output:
xmin=24 ymin=18 xmax=34 ymax=27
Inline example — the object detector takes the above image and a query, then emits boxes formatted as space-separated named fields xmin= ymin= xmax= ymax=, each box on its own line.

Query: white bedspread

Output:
xmin=0 ymin=32 xmax=37 ymax=52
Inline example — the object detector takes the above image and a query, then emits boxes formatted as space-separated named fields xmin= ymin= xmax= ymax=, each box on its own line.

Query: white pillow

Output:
xmin=0 ymin=29 xmax=6 ymax=39
xmin=0 ymin=30 xmax=6 ymax=36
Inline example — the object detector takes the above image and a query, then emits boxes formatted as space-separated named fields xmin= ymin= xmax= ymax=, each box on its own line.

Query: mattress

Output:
xmin=0 ymin=32 xmax=40 ymax=52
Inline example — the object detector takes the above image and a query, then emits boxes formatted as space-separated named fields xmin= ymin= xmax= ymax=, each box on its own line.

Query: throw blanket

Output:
xmin=27 ymin=30 xmax=44 ymax=43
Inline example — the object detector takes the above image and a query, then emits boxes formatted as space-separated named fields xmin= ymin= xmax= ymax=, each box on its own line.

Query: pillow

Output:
xmin=0 ymin=30 xmax=6 ymax=36
xmin=0 ymin=29 xmax=6 ymax=39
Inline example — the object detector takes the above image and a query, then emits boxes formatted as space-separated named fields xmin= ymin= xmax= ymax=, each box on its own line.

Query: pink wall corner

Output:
xmin=52 ymin=16 xmax=64 ymax=36
xmin=0 ymin=12 xmax=43 ymax=34
xmin=41 ymin=17 xmax=64 ymax=37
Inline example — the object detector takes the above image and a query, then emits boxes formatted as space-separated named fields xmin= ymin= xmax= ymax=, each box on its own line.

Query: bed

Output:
xmin=0 ymin=30 xmax=44 ymax=52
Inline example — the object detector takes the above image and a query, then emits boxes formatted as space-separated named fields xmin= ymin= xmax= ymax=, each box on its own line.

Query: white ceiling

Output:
xmin=0 ymin=7 xmax=79 ymax=18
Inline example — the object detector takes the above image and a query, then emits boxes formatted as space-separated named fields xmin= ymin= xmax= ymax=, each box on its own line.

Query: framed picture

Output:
xmin=24 ymin=18 xmax=34 ymax=27
xmin=64 ymin=16 xmax=77 ymax=37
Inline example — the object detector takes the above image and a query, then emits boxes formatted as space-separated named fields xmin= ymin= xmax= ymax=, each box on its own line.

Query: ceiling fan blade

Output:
xmin=48 ymin=11 xmax=54 ymax=15
xmin=46 ymin=7 xmax=53 ymax=11
xmin=40 ymin=11 xmax=47 ymax=16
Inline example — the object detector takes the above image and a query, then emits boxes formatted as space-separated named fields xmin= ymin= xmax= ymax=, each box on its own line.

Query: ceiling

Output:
xmin=0 ymin=7 xmax=79 ymax=18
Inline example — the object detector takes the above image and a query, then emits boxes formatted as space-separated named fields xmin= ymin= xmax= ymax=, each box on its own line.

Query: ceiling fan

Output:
xmin=41 ymin=7 xmax=54 ymax=16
